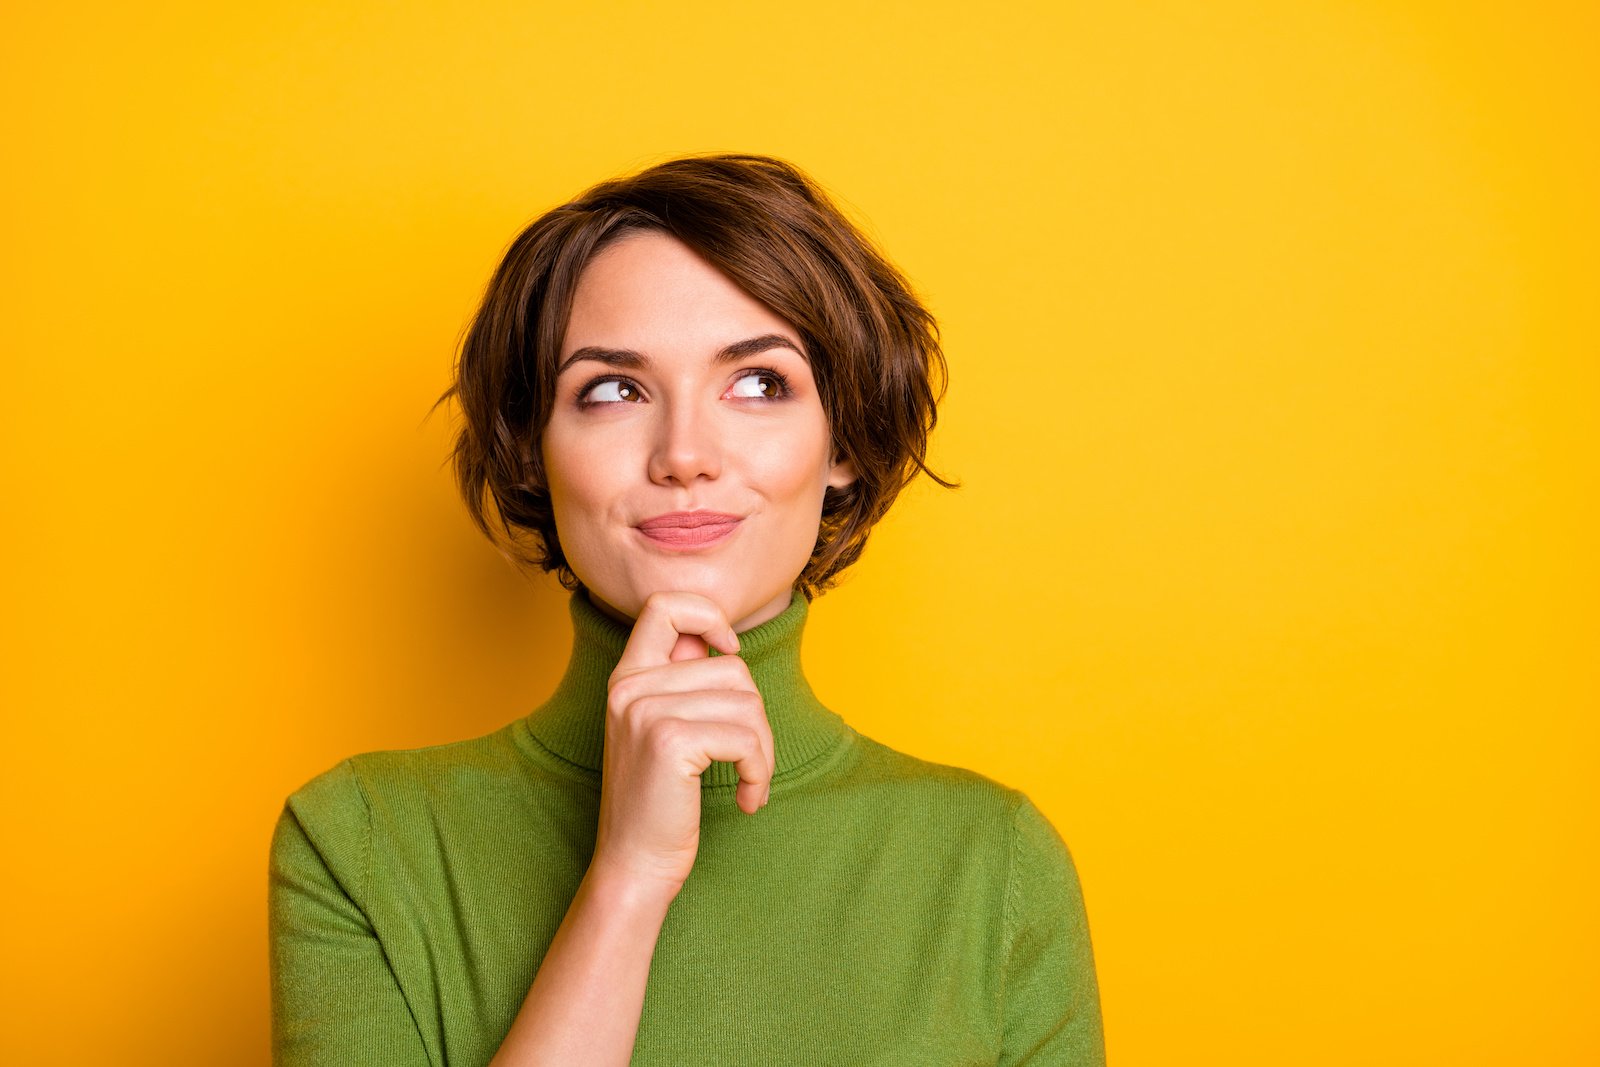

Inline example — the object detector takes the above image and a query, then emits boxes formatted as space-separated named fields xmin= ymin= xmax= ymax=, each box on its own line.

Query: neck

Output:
xmin=526 ymin=585 xmax=852 ymax=788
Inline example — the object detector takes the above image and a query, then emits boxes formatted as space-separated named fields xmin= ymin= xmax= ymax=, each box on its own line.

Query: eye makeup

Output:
xmin=575 ymin=367 xmax=794 ymax=408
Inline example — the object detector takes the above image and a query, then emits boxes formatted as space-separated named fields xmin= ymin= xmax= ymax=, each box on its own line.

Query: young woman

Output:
xmin=269 ymin=153 xmax=1105 ymax=1065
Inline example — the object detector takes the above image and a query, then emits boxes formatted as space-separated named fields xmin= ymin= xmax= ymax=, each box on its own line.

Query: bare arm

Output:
xmin=489 ymin=591 xmax=774 ymax=1066
xmin=488 ymin=860 xmax=676 ymax=1066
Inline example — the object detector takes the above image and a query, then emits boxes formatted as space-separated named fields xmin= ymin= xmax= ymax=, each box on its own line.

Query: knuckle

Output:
xmin=627 ymin=692 xmax=665 ymax=720
xmin=722 ymin=656 xmax=755 ymax=682
xmin=708 ymin=655 xmax=754 ymax=689
xmin=645 ymin=716 xmax=689 ymax=751
xmin=607 ymin=674 xmax=640 ymax=709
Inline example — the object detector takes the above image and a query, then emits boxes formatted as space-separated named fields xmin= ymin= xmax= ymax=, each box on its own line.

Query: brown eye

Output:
xmin=582 ymin=378 xmax=643 ymax=404
xmin=730 ymin=370 xmax=791 ymax=400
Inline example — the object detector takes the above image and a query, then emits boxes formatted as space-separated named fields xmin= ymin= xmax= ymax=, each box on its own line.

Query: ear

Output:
xmin=826 ymin=452 xmax=858 ymax=491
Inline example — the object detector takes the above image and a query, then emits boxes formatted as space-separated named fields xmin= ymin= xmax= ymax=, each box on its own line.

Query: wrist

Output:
xmin=583 ymin=856 xmax=683 ymax=914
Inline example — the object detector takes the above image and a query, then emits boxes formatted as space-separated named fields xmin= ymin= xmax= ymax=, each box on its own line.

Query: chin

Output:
xmin=581 ymin=571 xmax=742 ymax=626
xmin=581 ymin=550 xmax=800 ymax=630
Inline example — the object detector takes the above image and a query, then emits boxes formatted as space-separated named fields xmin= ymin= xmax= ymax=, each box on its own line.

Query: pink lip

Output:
xmin=635 ymin=511 xmax=743 ymax=548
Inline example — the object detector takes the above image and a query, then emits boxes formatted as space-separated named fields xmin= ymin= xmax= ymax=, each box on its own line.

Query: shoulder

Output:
xmin=833 ymin=729 xmax=1043 ymax=836
xmin=841 ymin=730 xmax=1083 ymax=878
xmin=998 ymin=793 xmax=1088 ymax=908
xmin=279 ymin=718 xmax=532 ymax=834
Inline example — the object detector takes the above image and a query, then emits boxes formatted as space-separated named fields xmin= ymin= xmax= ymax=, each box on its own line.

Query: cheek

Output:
xmin=540 ymin=426 xmax=610 ymax=519
xmin=741 ymin=431 xmax=832 ymax=501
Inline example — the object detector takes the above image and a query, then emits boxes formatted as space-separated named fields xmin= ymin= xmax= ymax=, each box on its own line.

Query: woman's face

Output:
xmin=541 ymin=230 xmax=857 ymax=632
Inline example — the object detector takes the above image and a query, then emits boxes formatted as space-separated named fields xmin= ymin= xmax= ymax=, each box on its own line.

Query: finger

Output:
xmin=619 ymin=689 xmax=774 ymax=796
xmin=609 ymin=655 xmax=758 ymax=705
xmin=616 ymin=591 xmax=739 ymax=674
xmin=655 ymin=717 xmax=771 ymax=815
xmin=671 ymin=632 xmax=709 ymax=662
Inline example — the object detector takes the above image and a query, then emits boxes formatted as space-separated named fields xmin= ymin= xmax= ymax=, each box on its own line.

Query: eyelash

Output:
xmin=574 ymin=368 xmax=794 ymax=408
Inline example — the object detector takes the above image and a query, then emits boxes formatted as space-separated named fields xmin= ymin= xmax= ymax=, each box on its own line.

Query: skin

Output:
xmin=491 ymin=230 xmax=859 ymax=1065
xmin=538 ymin=229 xmax=858 ymax=635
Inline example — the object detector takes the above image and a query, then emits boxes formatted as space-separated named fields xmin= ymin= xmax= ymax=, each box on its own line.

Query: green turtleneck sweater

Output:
xmin=268 ymin=588 xmax=1105 ymax=1065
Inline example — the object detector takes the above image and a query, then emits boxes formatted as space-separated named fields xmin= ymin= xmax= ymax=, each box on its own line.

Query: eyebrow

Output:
xmin=556 ymin=333 xmax=808 ymax=378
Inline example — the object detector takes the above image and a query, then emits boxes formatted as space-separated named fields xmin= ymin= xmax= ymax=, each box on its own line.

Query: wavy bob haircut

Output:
xmin=433 ymin=152 xmax=957 ymax=600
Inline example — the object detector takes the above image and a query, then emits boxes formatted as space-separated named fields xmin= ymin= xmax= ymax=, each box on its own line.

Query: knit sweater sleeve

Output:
xmin=998 ymin=794 xmax=1107 ymax=1066
xmin=267 ymin=759 xmax=431 ymax=1067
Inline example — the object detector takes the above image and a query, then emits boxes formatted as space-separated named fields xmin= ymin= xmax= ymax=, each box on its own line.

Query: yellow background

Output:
xmin=3 ymin=2 xmax=1595 ymax=1063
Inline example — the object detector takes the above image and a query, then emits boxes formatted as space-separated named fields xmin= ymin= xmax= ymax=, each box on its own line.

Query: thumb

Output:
xmin=669 ymin=632 xmax=711 ymax=662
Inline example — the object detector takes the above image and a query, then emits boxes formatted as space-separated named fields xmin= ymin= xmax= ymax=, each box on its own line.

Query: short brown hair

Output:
xmin=431 ymin=152 xmax=957 ymax=600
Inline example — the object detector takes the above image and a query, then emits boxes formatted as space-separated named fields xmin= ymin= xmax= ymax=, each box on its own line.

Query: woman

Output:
xmin=269 ymin=153 xmax=1105 ymax=1065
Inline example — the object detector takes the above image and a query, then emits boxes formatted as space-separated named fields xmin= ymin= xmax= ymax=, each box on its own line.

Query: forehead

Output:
xmin=562 ymin=231 xmax=801 ymax=354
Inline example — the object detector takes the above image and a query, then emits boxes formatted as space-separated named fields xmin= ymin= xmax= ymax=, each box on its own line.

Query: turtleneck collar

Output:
xmin=522 ymin=586 xmax=853 ymax=789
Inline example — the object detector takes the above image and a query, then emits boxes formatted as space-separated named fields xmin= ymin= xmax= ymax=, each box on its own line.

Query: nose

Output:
xmin=647 ymin=395 xmax=723 ymax=488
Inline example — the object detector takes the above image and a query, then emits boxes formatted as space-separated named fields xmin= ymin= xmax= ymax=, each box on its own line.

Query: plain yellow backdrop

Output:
xmin=2 ymin=1 xmax=1595 ymax=1063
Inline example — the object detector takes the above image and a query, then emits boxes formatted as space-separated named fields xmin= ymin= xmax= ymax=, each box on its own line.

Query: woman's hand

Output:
xmin=588 ymin=590 xmax=775 ymax=901
xmin=487 ymin=587 xmax=771 ymax=1064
